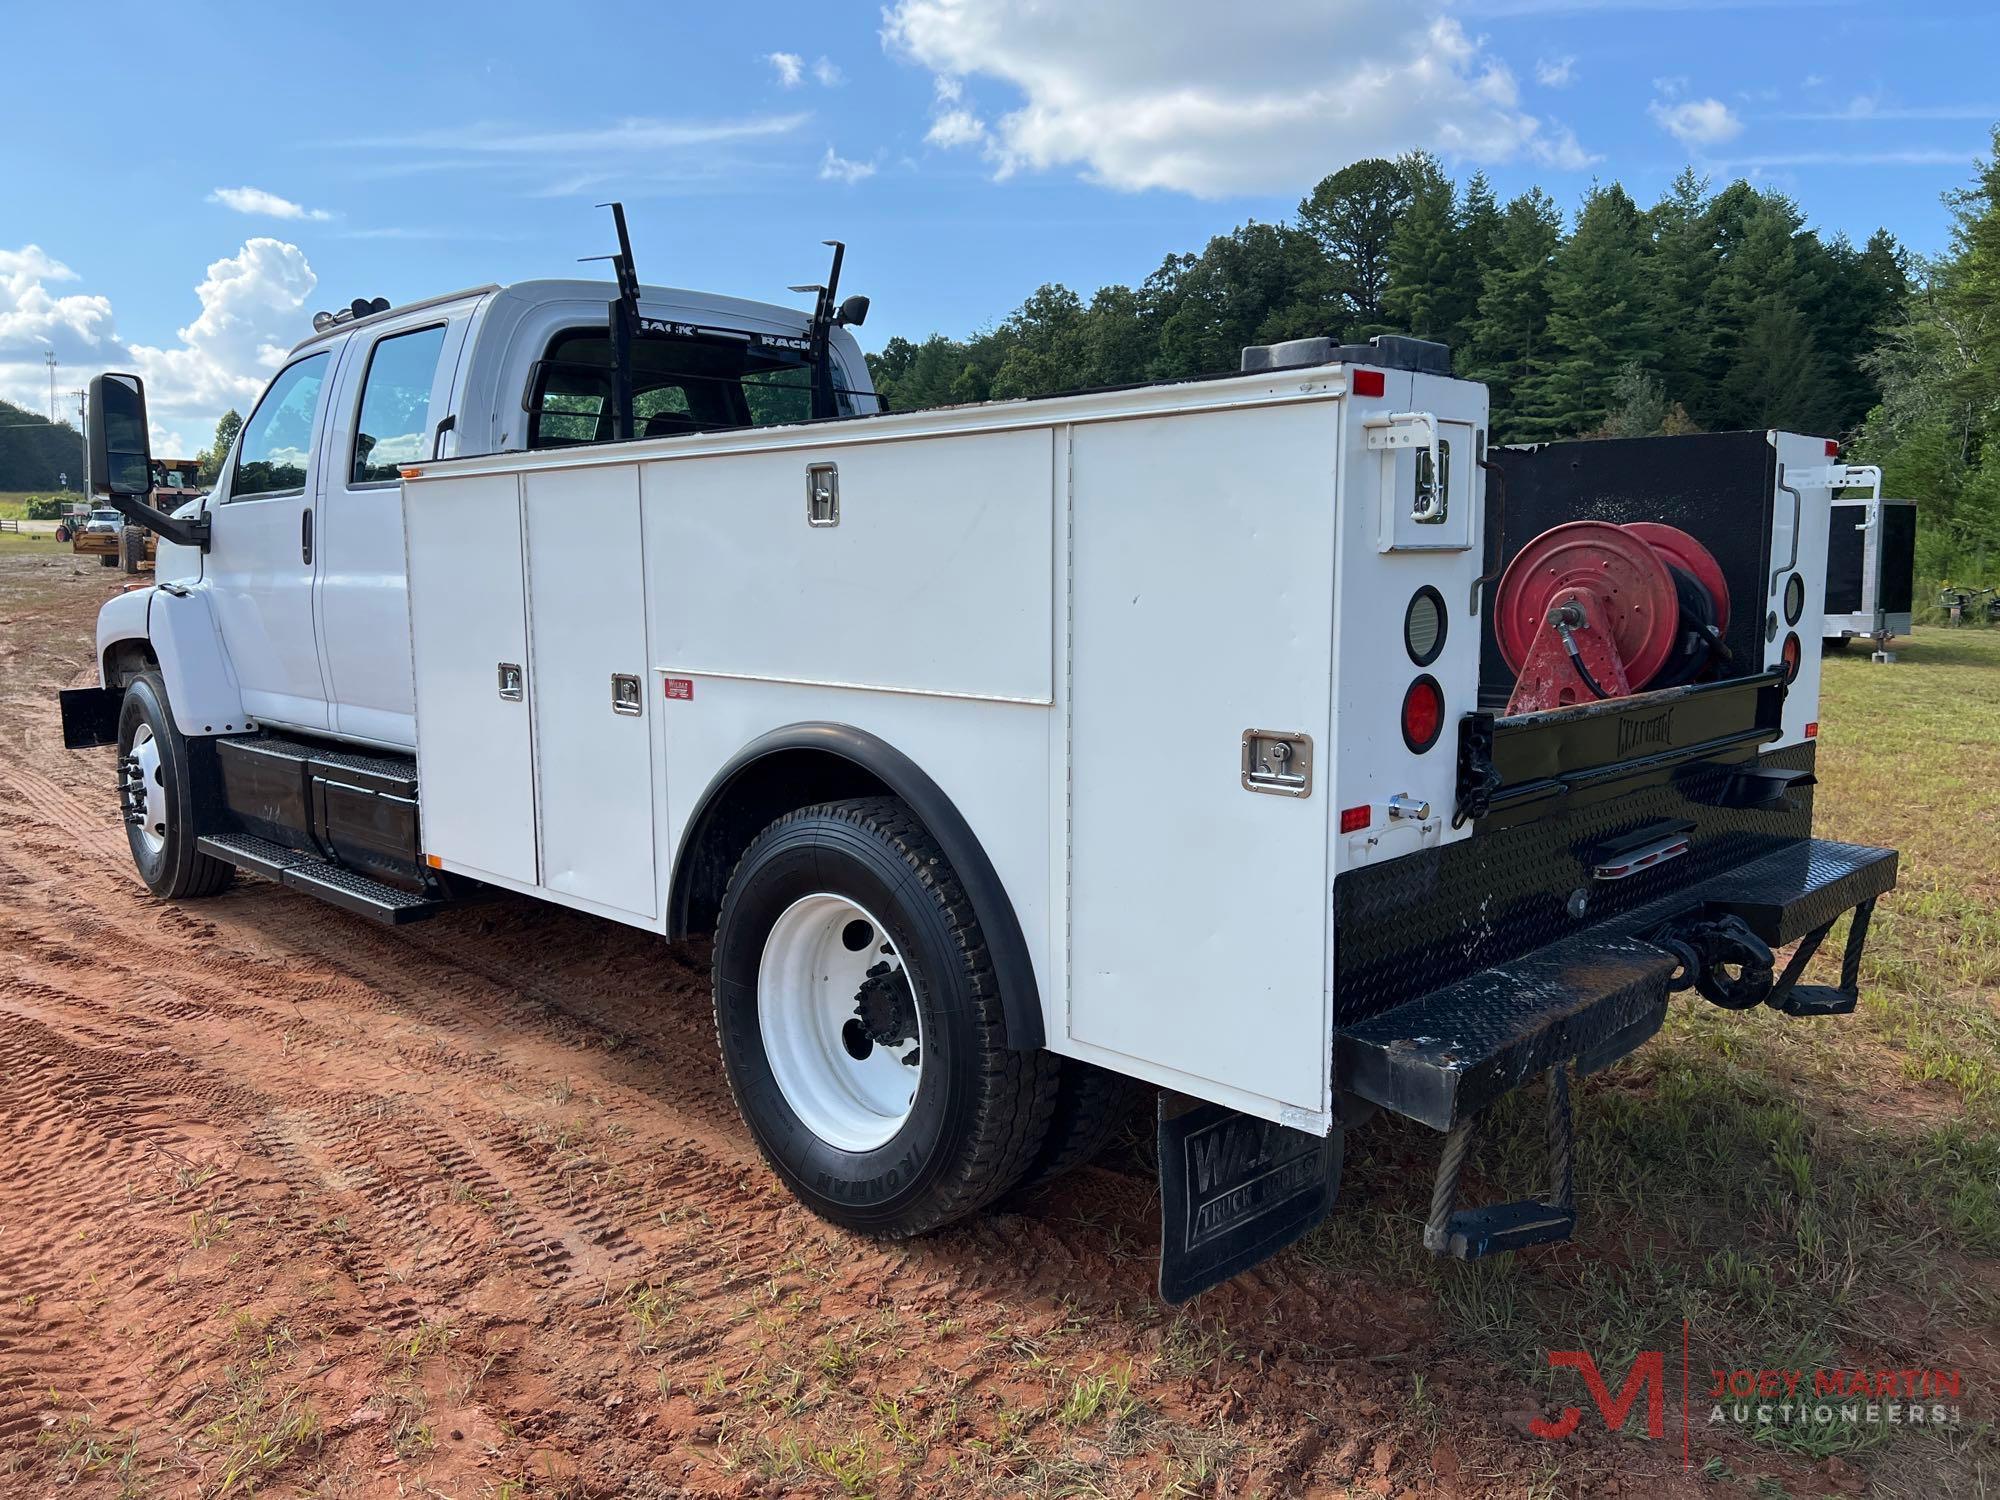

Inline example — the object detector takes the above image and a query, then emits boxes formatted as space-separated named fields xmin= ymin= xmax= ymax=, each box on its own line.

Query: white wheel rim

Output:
xmin=758 ymin=894 xmax=924 ymax=1152
xmin=128 ymin=724 xmax=167 ymax=856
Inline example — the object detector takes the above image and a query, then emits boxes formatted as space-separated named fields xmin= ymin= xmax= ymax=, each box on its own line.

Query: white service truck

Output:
xmin=63 ymin=228 xmax=1897 ymax=1301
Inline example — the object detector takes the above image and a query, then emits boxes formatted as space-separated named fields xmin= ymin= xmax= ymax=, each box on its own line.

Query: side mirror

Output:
xmin=835 ymin=294 xmax=870 ymax=328
xmin=88 ymin=373 xmax=153 ymax=498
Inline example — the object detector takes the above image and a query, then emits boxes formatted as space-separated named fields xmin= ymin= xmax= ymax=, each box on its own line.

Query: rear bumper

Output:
xmin=1335 ymin=837 xmax=1897 ymax=1131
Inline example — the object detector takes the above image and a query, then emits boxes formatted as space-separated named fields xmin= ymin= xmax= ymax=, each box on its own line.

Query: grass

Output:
xmin=1302 ymin=626 xmax=2000 ymax=1492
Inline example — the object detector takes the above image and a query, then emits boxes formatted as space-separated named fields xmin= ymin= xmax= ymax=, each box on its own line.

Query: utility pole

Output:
xmin=73 ymin=389 xmax=88 ymax=493
xmin=45 ymin=350 xmax=58 ymax=422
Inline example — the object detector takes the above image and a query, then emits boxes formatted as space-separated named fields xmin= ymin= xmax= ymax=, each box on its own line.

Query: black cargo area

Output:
xmin=1483 ymin=431 xmax=1780 ymax=709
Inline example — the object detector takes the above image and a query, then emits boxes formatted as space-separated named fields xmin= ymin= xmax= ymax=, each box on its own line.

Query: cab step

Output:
xmin=195 ymin=833 xmax=450 ymax=925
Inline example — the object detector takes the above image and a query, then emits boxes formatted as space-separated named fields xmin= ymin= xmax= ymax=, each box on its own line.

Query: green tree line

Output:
xmin=869 ymin=141 xmax=2000 ymax=581
xmin=0 ymin=399 xmax=85 ymax=491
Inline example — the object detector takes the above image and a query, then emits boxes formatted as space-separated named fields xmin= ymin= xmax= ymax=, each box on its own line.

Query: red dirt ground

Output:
xmin=0 ymin=546 xmax=1748 ymax=1497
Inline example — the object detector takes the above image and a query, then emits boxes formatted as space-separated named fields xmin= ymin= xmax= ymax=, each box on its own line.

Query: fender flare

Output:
xmin=145 ymin=586 xmax=250 ymax=738
xmin=669 ymin=722 xmax=1046 ymax=1051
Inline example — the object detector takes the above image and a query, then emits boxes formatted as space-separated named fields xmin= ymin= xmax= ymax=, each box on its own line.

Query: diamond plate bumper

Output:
xmin=1335 ymin=837 xmax=1897 ymax=1131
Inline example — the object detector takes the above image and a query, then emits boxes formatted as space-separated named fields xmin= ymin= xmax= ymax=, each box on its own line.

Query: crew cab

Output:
xmin=60 ymin=232 xmax=1897 ymax=1302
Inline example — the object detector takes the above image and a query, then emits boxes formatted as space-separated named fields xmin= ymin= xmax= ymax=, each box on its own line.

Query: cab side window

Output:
xmin=352 ymin=325 xmax=448 ymax=484
xmin=233 ymin=353 xmax=331 ymax=500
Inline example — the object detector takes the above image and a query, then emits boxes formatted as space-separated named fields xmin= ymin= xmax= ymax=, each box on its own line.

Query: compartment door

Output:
xmin=406 ymin=472 xmax=538 ymax=885
xmin=1065 ymin=405 xmax=1337 ymax=1118
xmin=525 ymin=465 xmax=657 ymax=918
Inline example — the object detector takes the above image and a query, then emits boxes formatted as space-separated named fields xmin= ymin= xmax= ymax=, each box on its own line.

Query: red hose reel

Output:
xmin=1494 ymin=521 xmax=1732 ymax=715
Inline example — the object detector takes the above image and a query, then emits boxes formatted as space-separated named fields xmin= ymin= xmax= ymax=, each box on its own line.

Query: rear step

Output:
xmin=1425 ymin=1068 xmax=1577 ymax=1261
xmin=196 ymin=833 xmax=451 ymax=925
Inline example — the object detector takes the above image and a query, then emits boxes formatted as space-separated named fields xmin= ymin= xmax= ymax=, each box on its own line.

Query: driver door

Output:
xmin=204 ymin=343 xmax=344 ymax=731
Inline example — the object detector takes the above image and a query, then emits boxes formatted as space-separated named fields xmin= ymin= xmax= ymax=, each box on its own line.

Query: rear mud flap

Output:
xmin=1156 ymin=1098 xmax=1341 ymax=1304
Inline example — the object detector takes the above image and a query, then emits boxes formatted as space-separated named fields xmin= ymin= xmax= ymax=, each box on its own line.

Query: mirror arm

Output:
xmin=103 ymin=493 xmax=210 ymax=551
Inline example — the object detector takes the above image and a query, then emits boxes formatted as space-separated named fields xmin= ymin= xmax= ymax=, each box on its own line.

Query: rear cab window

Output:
xmin=352 ymin=324 xmax=449 ymax=484
xmin=526 ymin=325 xmax=850 ymax=449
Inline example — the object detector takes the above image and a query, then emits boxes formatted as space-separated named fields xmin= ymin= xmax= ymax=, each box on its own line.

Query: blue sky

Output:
xmin=3 ymin=0 xmax=1995 ymax=456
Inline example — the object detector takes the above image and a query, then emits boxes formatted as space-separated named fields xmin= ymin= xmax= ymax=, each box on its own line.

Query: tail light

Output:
xmin=1781 ymin=632 xmax=1802 ymax=684
xmin=1401 ymin=675 xmax=1445 ymax=754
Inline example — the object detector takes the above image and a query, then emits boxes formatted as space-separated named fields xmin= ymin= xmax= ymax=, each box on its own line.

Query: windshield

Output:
xmin=91 ymin=510 xmax=120 ymax=523
xmin=527 ymin=325 xmax=850 ymax=449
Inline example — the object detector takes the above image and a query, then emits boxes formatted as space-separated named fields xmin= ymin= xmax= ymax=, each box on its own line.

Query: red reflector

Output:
xmin=1340 ymin=804 xmax=1371 ymax=834
xmin=1824 ymin=439 xmax=1840 ymax=457
xmin=1351 ymin=368 xmax=1385 ymax=398
xmin=1401 ymin=675 xmax=1445 ymax=754
xmin=1781 ymin=632 xmax=1802 ymax=684
xmin=1805 ymin=721 xmax=1819 ymax=739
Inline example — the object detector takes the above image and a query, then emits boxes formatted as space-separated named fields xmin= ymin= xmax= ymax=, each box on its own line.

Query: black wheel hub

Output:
xmin=852 ymin=960 xmax=918 ymax=1050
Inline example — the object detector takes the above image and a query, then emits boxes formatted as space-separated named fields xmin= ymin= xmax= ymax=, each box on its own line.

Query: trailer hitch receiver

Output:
xmin=1653 ymin=914 xmax=1774 ymax=1011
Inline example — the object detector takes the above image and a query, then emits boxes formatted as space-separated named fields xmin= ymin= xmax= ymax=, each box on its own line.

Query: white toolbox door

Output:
xmin=406 ymin=472 xmax=537 ymax=885
xmin=524 ymin=464 xmax=657 ymax=917
xmin=1065 ymin=404 xmax=1336 ymax=1117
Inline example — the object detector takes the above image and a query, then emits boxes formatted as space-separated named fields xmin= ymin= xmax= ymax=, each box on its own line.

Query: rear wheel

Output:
xmin=1017 ymin=1058 xmax=1148 ymax=1193
xmin=119 ymin=526 xmax=145 ymax=574
xmin=116 ymin=672 xmax=233 ymax=899
xmin=712 ymin=796 xmax=1057 ymax=1236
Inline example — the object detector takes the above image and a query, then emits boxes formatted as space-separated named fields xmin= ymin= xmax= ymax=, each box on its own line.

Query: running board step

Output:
xmin=196 ymin=833 xmax=448 ymax=925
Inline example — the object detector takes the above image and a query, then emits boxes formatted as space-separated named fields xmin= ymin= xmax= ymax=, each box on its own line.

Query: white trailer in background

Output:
xmin=64 ymin=231 xmax=1898 ymax=1301
xmin=1820 ymin=470 xmax=1916 ymax=661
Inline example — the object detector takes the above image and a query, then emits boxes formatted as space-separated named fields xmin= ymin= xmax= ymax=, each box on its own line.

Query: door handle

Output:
xmin=300 ymin=507 xmax=314 ymax=565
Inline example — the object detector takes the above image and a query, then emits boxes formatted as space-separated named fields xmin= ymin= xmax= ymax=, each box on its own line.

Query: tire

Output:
xmin=1016 ymin=1058 xmax=1149 ymax=1194
xmin=119 ymin=526 xmax=144 ymax=574
xmin=712 ymin=796 xmax=1057 ymax=1237
xmin=99 ymin=552 xmax=118 ymax=567
xmin=115 ymin=672 xmax=233 ymax=900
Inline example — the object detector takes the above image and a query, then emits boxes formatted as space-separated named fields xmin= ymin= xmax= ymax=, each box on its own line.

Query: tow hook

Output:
xmin=1652 ymin=914 xmax=1774 ymax=1010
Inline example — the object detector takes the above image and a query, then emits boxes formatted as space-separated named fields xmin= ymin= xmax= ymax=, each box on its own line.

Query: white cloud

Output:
xmin=0 ymin=237 xmax=317 ymax=454
xmin=0 ymin=246 xmax=117 ymax=426
xmin=927 ymin=109 xmax=988 ymax=148
xmin=1535 ymin=55 xmax=1576 ymax=87
xmin=1650 ymin=94 xmax=1744 ymax=146
xmin=1532 ymin=121 xmax=1599 ymax=170
xmin=333 ymin=114 xmax=813 ymax=196
xmin=767 ymin=51 xmax=804 ymax=87
xmin=207 ymin=186 xmax=333 ymax=222
xmin=345 ymin=115 xmax=811 ymax=155
xmin=818 ymin=147 xmax=877 ymax=184
xmin=1710 ymin=148 xmax=1981 ymax=169
xmin=882 ymin=0 xmax=1591 ymax=198
xmin=126 ymin=239 xmax=318 ymax=438
xmin=813 ymin=57 xmax=843 ymax=87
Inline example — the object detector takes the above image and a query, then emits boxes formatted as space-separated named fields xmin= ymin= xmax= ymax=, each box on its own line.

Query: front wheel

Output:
xmin=116 ymin=672 xmax=233 ymax=899
xmin=712 ymin=797 xmax=1057 ymax=1237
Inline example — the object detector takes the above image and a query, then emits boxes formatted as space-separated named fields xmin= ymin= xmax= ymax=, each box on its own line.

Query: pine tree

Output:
xmin=1514 ymin=185 xmax=1659 ymax=439
xmin=1644 ymin=168 xmax=1718 ymax=418
xmin=1466 ymin=188 xmax=1563 ymax=435
xmin=1455 ymin=173 xmax=1505 ymax=354
xmin=1383 ymin=153 xmax=1476 ymax=343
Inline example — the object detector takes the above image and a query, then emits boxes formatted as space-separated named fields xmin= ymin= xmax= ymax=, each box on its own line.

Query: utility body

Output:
xmin=63 ymin=242 xmax=1897 ymax=1302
